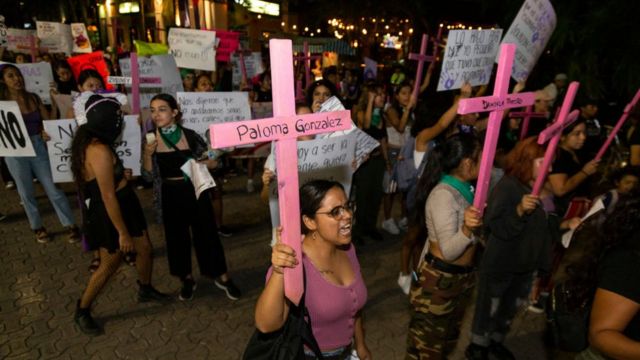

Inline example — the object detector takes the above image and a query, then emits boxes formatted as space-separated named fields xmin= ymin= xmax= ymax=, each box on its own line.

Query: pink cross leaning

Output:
xmin=208 ymin=39 xmax=351 ymax=305
xmin=128 ymin=53 xmax=162 ymax=115
xmin=531 ymin=82 xmax=581 ymax=196
xmin=408 ymin=34 xmax=435 ymax=102
xmin=595 ymin=88 xmax=640 ymax=161
xmin=509 ymin=105 xmax=549 ymax=140
xmin=457 ymin=43 xmax=536 ymax=215
xmin=293 ymin=41 xmax=321 ymax=94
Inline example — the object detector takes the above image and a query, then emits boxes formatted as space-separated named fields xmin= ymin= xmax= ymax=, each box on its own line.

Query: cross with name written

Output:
xmin=408 ymin=34 xmax=435 ymax=102
xmin=532 ymin=81 xmax=580 ymax=196
xmin=595 ymin=88 xmax=640 ymax=160
xmin=457 ymin=43 xmax=536 ymax=215
xmin=293 ymin=41 xmax=321 ymax=100
xmin=208 ymin=39 xmax=351 ymax=305
xmin=509 ymin=105 xmax=549 ymax=140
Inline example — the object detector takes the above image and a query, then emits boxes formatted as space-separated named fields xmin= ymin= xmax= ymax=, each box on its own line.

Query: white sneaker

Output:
xmin=382 ymin=218 xmax=400 ymax=235
xmin=397 ymin=272 xmax=411 ymax=295
xmin=398 ymin=217 xmax=409 ymax=231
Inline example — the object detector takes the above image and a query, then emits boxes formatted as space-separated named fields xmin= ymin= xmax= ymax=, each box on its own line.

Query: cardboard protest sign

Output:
xmin=268 ymin=132 xmax=357 ymax=228
xmin=437 ymin=29 xmax=503 ymax=91
xmin=6 ymin=28 xmax=36 ymax=53
xmin=0 ymin=101 xmax=36 ymax=157
xmin=43 ymin=116 xmax=141 ymax=183
xmin=364 ymin=57 xmax=378 ymax=80
xmin=212 ymin=29 xmax=240 ymax=62
xmin=168 ymin=28 xmax=216 ymax=71
xmin=119 ymin=54 xmax=183 ymax=109
xmin=231 ymin=51 xmax=264 ymax=89
xmin=0 ymin=61 xmax=55 ymax=105
xmin=36 ymin=21 xmax=72 ymax=55
xmin=134 ymin=40 xmax=169 ymax=56
xmin=71 ymin=23 xmax=92 ymax=53
xmin=177 ymin=91 xmax=251 ymax=140
xmin=67 ymin=51 xmax=114 ymax=91
xmin=500 ymin=0 xmax=557 ymax=82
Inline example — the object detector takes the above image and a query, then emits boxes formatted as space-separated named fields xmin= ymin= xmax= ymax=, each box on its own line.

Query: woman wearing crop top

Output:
xmin=70 ymin=94 xmax=169 ymax=335
xmin=0 ymin=64 xmax=80 ymax=243
xmin=142 ymin=93 xmax=241 ymax=302
xmin=406 ymin=133 xmax=483 ymax=360
xmin=255 ymin=180 xmax=371 ymax=359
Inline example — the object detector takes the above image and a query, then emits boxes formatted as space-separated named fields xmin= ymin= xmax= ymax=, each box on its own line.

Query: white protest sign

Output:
xmin=43 ymin=116 xmax=141 ymax=183
xmin=268 ymin=132 xmax=357 ymax=227
xmin=36 ymin=21 xmax=72 ymax=55
xmin=119 ymin=54 xmax=184 ymax=109
xmin=176 ymin=91 xmax=251 ymax=140
xmin=353 ymin=127 xmax=380 ymax=168
xmin=168 ymin=28 xmax=216 ymax=71
xmin=0 ymin=61 xmax=56 ymax=105
xmin=500 ymin=0 xmax=556 ymax=82
xmin=0 ymin=101 xmax=36 ymax=157
xmin=5 ymin=28 xmax=36 ymax=53
xmin=231 ymin=52 xmax=264 ymax=89
xmin=71 ymin=23 xmax=92 ymax=53
xmin=437 ymin=29 xmax=503 ymax=91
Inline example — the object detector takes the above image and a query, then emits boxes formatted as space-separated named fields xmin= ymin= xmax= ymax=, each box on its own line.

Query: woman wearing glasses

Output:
xmin=254 ymin=180 xmax=372 ymax=360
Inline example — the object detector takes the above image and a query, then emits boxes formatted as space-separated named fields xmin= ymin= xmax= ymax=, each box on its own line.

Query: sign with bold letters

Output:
xmin=0 ymin=101 xmax=36 ymax=157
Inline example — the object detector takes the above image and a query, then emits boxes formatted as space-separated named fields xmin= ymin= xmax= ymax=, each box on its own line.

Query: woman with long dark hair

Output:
xmin=71 ymin=93 xmax=169 ymax=335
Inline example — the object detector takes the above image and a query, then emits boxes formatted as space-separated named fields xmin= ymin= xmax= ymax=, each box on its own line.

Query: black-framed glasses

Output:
xmin=315 ymin=202 xmax=355 ymax=219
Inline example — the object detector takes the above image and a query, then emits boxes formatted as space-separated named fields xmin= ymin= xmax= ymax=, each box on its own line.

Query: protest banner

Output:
xmin=43 ymin=116 xmax=141 ymax=183
xmin=500 ymin=0 xmax=557 ymax=82
xmin=168 ymin=28 xmax=216 ymax=71
xmin=177 ymin=91 xmax=251 ymax=140
xmin=268 ymin=132 xmax=357 ymax=228
xmin=0 ymin=101 xmax=36 ymax=157
xmin=67 ymin=51 xmax=114 ymax=91
xmin=438 ymin=29 xmax=503 ymax=91
xmin=231 ymin=51 xmax=264 ymax=89
xmin=5 ymin=28 xmax=36 ymax=53
xmin=212 ymin=29 xmax=240 ymax=62
xmin=1 ymin=61 xmax=55 ymax=105
xmin=70 ymin=23 xmax=92 ymax=53
xmin=119 ymin=54 xmax=183 ymax=109
xmin=36 ymin=21 xmax=72 ymax=55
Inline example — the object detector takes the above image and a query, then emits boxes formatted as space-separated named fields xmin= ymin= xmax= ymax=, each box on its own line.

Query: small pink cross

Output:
xmin=595 ymin=88 xmax=640 ymax=161
xmin=293 ymin=41 xmax=321 ymax=93
xmin=408 ymin=34 xmax=435 ymax=102
xmin=509 ymin=105 xmax=549 ymax=140
xmin=457 ymin=43 xmax=536 ymax=215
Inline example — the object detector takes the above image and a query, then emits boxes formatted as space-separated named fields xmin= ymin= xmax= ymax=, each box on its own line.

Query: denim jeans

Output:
xmin=5 ymin=135 xmax=76 ymax=230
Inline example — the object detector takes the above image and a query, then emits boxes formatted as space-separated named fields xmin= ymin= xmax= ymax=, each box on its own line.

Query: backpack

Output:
xmin=395 ymin=137 xmax=434 ymax=213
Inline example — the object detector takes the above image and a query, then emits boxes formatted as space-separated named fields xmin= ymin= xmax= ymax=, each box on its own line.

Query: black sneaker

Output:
xmin=74 ymin=301 xmax=102 ymax=336
xmin=214 ymin=278 xmax=241 ymax=300
xmin=217 ymin=226 xmax=233 ymax=238
xmin=179 ymin=279 xmax=197 ymax=301
xmin=137 ymin=281 xmax=172 ymax=303
xmin=465 ymin=343 xmax=488 ymax=360
xmin=488 ymin=341 xmax=515 ymax=360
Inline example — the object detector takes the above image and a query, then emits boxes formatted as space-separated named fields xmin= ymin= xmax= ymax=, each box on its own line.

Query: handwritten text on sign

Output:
xmin=231 ymin=52 xmax=264 ymax=88
xmin=43 ymin=116 xmax=141 ymax=183
xmin=36 ymin=21 xmax=72 ymax=55
xmin=177 ymin=92 xmax=251 ymax=141
xmin=5 ymin=28 xmax=36 ymax=53
xmin=500 ymin=0 xmax=556 ymax=82
xmin=0 ymin=61 xmax=55 ymax=105
xmin=458 ymin=93 xmax=536 ymax=114
xmin=0 ymin=101 xmax=36 ymax=157
xmin=119 ymin=55 xmax=184 ymax=109
xmin=438 ymin=29 xmax=503 ymax=91
xmin=168 ymin=28 xmax=216 ymax=71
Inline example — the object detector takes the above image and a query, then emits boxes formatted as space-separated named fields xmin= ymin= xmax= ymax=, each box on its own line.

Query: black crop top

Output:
xmin=155 ymin=149 xmax=192 ymax=179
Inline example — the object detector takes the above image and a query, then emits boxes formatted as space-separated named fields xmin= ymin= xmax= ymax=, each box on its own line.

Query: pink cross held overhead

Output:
xmin=594 ymin=88 xmax=640 ymax=161
xmin=430 ymin=24 xmax=444 ymax=59
xmin=408 ymin=34 xmax=434 ymax=102
xmin=208 ymin=39 xmax=351 ymax=305
xmin=293 ymin=41 xmax=321 ymax=94
xmin=509 ymin=106 xmax=549 ymax=140
xmin=531 ymin=82 xmax=581 ymax=196
xmin=457 ymin=43 xmax=536 ymax=215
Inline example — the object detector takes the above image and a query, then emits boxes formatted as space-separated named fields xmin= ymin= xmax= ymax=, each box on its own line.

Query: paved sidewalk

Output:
xmin=0 ymin=175 xmax=550 ymax=359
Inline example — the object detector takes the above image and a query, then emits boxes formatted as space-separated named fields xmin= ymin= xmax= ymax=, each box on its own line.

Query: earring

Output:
xmin=312 ymin=231 xmax=318 ymax=241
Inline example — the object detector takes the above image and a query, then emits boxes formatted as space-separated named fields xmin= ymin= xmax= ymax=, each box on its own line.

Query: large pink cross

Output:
xmin=457 ymin=43 xmax=536 ymax=215
xmin=531 ymin=81 xmax=581 ymax=196
xmin=595 ymin=88 xmax=640 ymax=161
xmin=208 ymin=39 xmax=351 ymax=305
xmin=509 ymin=105 xmax=549 ymax=140
xmin=293 ymin=41 xmax=321 ymax=92
xmin=408 ymin=34 xmax=434 ymax=102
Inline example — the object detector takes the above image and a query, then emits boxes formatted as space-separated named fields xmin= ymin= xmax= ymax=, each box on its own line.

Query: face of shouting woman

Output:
xmin=303 ymin=187 xmax=354 ymax=246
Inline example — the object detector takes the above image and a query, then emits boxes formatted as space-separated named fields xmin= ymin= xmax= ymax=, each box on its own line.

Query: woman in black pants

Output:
xmin=142 ymin=93 xmax=241 ymax=301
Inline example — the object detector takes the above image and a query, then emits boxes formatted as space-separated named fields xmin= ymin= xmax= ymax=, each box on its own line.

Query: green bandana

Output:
xmin=440 ymin=174 xmax=474 ymax=204
xmin=160 ymin=124 xmax=182 ymax=148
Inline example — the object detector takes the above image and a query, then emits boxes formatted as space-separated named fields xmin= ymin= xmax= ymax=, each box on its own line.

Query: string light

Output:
xmin=362 ymin=28 xmax=367 ymax=35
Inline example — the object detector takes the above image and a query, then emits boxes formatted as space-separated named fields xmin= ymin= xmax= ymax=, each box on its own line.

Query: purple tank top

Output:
xmin=23 ymin=111 xmax=42 ymax=136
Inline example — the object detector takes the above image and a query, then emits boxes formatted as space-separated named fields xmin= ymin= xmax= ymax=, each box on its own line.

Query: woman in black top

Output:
xmin=142 ymin=93 xmax=241 ymax=301
xmin=71 ymin=94 xmax=169 ymax=335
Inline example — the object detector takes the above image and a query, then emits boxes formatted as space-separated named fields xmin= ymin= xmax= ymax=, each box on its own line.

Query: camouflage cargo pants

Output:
xmin=405 ymin=261 xmax=476 ymax=360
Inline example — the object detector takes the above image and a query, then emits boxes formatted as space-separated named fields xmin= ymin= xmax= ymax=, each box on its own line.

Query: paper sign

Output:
xmin=231 ymin=52 xmax=264 ymax=88
xmin=500 ymin=0 xmax=557 ymax=82
xmin=0 ymin=101 xmax=36 ymax=157
xmin=67 ymin=51 xmax=114 ymax=91
xmin=438 ymin=29 xmax=503 ymax=91
xmin=353 ymin=127 xmax=380 ymax=168
xmin=364 ymin=57 xmax=378 ymax=80
xmin=177 ymin=91 xmax=252 ymax=140
xmin=134 ymin=40 xmax=169 ymax=56
xmin=43 ymin=116 xmax=141 ymax=183
xmin=268 ymin=132 xmax=357 ymax=227
xmin=0 ymin=61 xmax=55 ymax=105
xmin=168 ymin=28 xmax=216 ymax=71
xmin=251 ymin=102 xmax=273 ymax=119
xmin=52 ymin=94 xmax=73 ymax=118
xmin=119 ymin=54 xmax=184 ymax=109
xmin=561 ymin=199 xmax=604 ymax=248
xmin=213 ymin=29 xmax=240 ymax=62
xmin=107 ymin=76 xmax=132 ymax=85
xmin=36 ymin=21 xmax=72 ymax=55
xmin=70 ymin=23 xmax=92 ymax=53
xmin=6 ymin=28 xmax=36 ymax=53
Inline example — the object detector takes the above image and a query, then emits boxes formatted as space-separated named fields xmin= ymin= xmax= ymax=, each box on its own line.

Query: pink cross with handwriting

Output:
xmin=208 ymin=39 xmax=351 ymax=305
xmin=595 ymin=88 xmax=640 ymax=161
xmin=531 ymin=81 xmax=581 ymax=196
xmin=408 ymin=34 xmax=434 ymax=102
xmin=457 ymin=43 xmax=536 ymax=215
xmin=509 ymin=105 xmax=549 ymax=140
xmin=293 ymin=41 xmax=321 ymax=93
